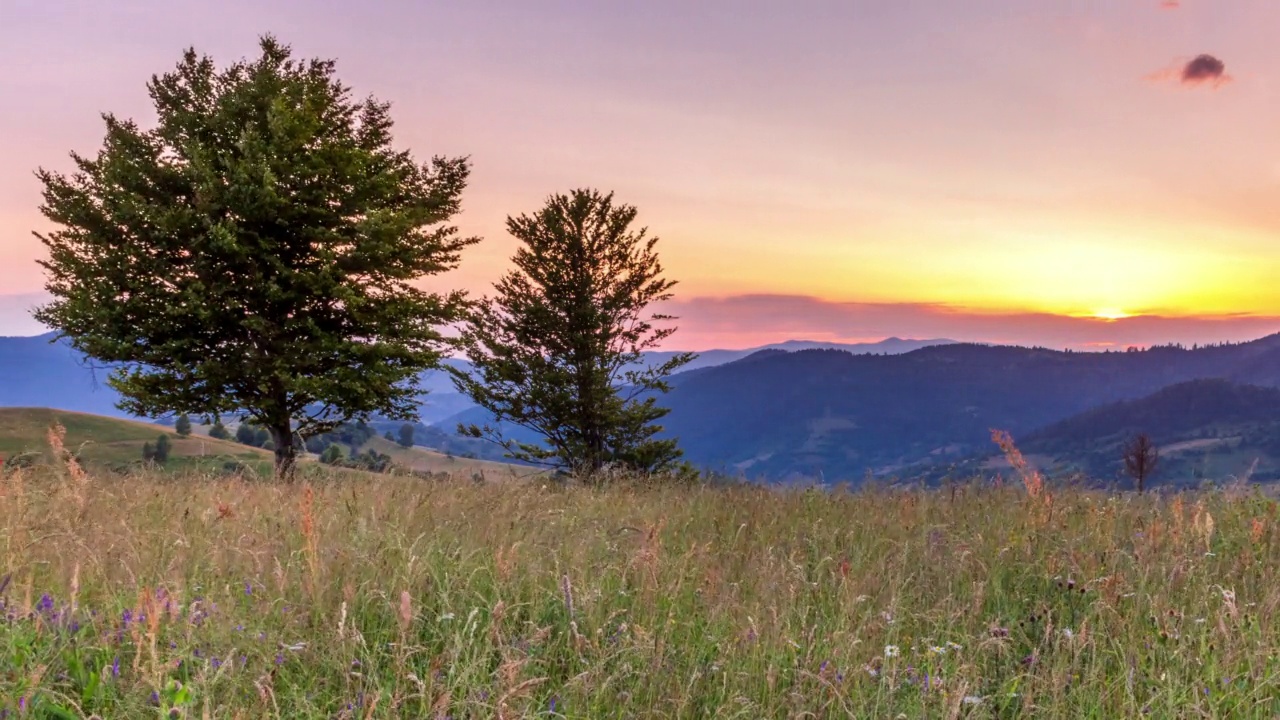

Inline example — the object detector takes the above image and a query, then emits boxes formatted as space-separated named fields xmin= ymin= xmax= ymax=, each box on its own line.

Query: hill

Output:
xmin=654 ymin=334 xmax=1280 ymax=481
xmin=1017 ymin=379 xmax=1280 ymax=483
xmin=361 ymin=435 xmax=534 ymax=480
xmin=0 ymin=407 xmax=271 ymax=474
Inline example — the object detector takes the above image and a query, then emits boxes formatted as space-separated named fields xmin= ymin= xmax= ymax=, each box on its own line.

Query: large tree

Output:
xmin=34 ymin=36 xmax=476 ymax=480
xmin=451 ymin=189 xmax=693 ymax=479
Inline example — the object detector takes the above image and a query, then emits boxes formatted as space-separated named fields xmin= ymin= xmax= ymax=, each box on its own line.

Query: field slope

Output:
xmin=363 ymin=435 xmax=535 ymax=479
xmin=0 ymin=407 xmax=271 ymax=472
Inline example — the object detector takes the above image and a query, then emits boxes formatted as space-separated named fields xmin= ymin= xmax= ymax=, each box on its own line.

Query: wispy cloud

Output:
xmin=659 ymin=294 xmax=1280 ymax=351
xmin=1159 ymin=0 xmax=1181 ymax=10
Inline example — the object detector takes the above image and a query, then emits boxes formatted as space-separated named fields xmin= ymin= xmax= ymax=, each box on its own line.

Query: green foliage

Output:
xmin=174 ymin=413 xmax=192 ymax=437
xmin=207 ymin=417 xmax=230 ymax=440
xmin=33 ymin=35 xmax=477 ymax=481
xmin=319 ymin=443 xmax=344 ymax=464
xmin=142 ymin=435 xmax=172 ymax=465
xmin=453 ymin=189 xmax=693 ymax=479
xmin=397 ymin=422 xmax=415 ymax=448
xmin=234 ymin=423 xmax=259 ymax=447
xmin=154 ymin=433 xmax=171 ymax=463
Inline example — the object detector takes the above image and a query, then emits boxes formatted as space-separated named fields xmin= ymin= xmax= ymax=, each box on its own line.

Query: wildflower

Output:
xmin=111 ymin=657 xmax=119 ymax=677
xmin=438 ymin=613 xmax=455 ymax=621
xmin=275 ymin=654 xmax=285 ymax=665
xmin=884 ymin=645 xmax=900 ymax=658
xmin=549 ymin=697 xmax=559 ymax=714
xmin=946 ymin=641 xmax=963 ymax=651
xmin=1062 ymin=628 xmax=1074 ymax=640
xmin=928 ymin=646 xmax=946 ymax=655
xmin=244 ymin=582 xmax=252 ymax=596
xmin=963 ymin=696 xmax=983 ymax=705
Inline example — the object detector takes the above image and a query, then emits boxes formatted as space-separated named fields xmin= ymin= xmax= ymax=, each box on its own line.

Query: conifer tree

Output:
xmin=33 ymin=36 xmax=475 ymax=480
xmin=452 ymin=189 xmax=693 ymax=479
xmin=208 ymin=418 xmax=230 ymax=440
xmin=174 ymin=413 xmax=192 ymax=437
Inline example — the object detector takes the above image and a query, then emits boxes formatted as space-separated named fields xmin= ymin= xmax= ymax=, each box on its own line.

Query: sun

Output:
xmin=1090 ymin=308 xmax=1133 ymax=321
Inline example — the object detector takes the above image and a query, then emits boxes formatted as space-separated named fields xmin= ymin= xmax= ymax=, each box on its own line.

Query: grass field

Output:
xmin=3 ymin=427 xmax=1280 ymax=718
xmin=363 ymin=435 xmax=537 ymax=481
xmin=0 ymin=408 xmax=272 ymax=474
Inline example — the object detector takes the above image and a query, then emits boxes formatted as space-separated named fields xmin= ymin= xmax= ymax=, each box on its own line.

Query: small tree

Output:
xmin=142 ymin=441 xmax=155 ymax=463
xmin=320 ymin=444 xmax=344 ymax=465
xmin=452 ymin=189 xmax=693 ymax=479
xmin=154 ymin=434 xmax=171 ymax=464
xmin=235 ymin=423 xmax=259 ymax=447
xmin=175 ymin=413 xmax=192 ymax=437
xmin=397 ymin=423 xmax=415 ymax=448
xmin=33 ymin=36 xmax=476 ymax=481
xmin=208 ymin=417 xmax=230 ymax=440
xmin=1122 ymin=432 xmax=1159 ymax=492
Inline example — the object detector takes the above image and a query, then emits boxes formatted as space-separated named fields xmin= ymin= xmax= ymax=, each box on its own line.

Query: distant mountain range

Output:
xmin=652 ymin=334 xmax=1280 ymax=482
xmin=1017 ymin=379 xmax=1280 ymax=483
xmin=0 ymin=332 xmax=951 ymax=424
xmin=5 ymin=330 xmax=1279 ymax=485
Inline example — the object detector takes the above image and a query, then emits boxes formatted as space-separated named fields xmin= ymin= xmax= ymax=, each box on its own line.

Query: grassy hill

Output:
xmin=0 ymin=407 xmax=532 ymax=481
xmin=0 ymin=407 xmax=272 ymax=474
xmin=362 ymin=435 xmax=535 ymax=480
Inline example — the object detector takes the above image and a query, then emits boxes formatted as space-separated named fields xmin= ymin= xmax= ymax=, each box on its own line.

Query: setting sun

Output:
xmin=1091 ymin=309 xmax=1133 ymax=321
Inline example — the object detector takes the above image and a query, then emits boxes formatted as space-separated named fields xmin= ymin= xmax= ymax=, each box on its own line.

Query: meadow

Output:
xmin=3 ymin=426 xmax=1280 ymax=718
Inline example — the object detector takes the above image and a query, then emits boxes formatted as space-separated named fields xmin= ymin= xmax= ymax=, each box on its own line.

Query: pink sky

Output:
xmin=1 ymin=0 xmax=1278 ymax=349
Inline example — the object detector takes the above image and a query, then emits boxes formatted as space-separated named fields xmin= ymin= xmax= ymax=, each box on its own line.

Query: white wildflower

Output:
xmin=884 ymin=645 xmax=900 ymax=658
xmin=962 ymin=696 xmax=983 ymax=706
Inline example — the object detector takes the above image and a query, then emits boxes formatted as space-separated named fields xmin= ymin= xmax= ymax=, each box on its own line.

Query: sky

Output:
xmin=1 ymin=0 xmax=1278 ymax=349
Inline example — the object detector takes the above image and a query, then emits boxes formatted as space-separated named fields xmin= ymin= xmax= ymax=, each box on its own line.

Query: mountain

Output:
xmin=1017 ymin=379 xmax=1280 ymax=484
xmin=654 ymin=335 xmax=1280 ymax=481
xmin=0 ymin=333 xmax=127 ymax=417
xmin=0 ymin=334 xmax=954 ymax=428
xmin=431 ymin=338 xmax=957 ymax=432
xmin=642 ymin=337 xmax=956 ymax=372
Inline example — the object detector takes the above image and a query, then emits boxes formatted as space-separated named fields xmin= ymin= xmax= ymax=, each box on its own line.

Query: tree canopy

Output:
xmin=452 ymin=189 xmax=692 ymax=478
xmin=34 ymin=36 xmax=476 ymax=479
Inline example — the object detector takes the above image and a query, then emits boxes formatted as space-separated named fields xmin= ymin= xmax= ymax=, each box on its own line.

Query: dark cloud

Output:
xmin=1181 ymin=54 xmax=1228 ymax=85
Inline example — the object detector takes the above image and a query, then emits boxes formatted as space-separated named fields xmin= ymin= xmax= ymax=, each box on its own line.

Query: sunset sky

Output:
xmin=1 ymin=0 xmax=1278 ymax=349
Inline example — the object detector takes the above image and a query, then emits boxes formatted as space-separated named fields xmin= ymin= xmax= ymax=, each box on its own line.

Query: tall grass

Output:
xmin=2 ymin=427 xmax=1279 ymax=717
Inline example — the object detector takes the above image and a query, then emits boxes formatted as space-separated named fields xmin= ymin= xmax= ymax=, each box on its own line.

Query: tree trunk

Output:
xmin=269 ymin=421 xmax=297 ymax=482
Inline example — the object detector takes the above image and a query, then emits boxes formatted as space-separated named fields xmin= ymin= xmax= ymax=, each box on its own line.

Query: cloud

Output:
xmin=1159 ymin=0 xmax=1180 ymax=9
xmin=1146 ymin=54 xmax=1231 ymax=89
xmin=657 ymin=294 xmax=1280 ymax=351
xmin=1181 ymin=54 xmax=1228 ymax=85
